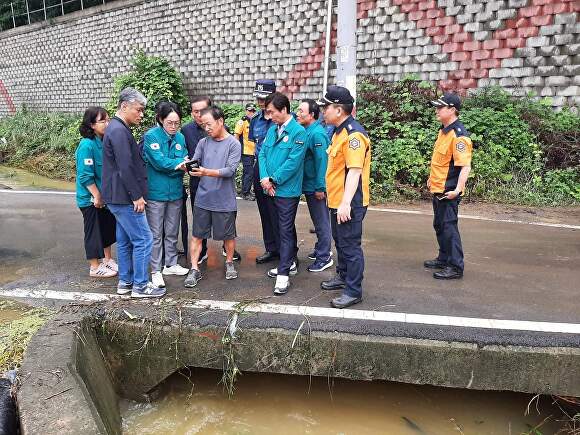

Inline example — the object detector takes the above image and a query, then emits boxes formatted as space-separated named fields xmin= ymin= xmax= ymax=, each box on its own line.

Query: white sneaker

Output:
xmin=162 ymin=264 xmax=190 ymax=276
xmin=104 ymin=259 xmax=118 ymax=272
xmin=267 ymin=262 xmax=297 ymax=278
xmin=90 ymin=262 xmax=117 ymax=278
xmin=151 ymin=271 xmax=166 ymax=288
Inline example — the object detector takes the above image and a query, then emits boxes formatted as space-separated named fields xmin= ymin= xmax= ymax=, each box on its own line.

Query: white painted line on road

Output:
xmin=1 ymin=288 xmax=579 ymax=335
xmin=0 ymin=189 xmax=75 ymax=195
xmin=2 ymin=190 xmax=578 ymax=229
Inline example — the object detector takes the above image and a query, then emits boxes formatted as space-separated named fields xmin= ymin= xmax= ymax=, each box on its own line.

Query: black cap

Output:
xmin=317 ymin=85 xmax=355 ymax=106
xmin=253 ymin=79 xmax=276 ymax=98
xmin=245 ymin=103 xmax=257 ymax=111
xmin=430 ymin=93 xmax=461 ymax=111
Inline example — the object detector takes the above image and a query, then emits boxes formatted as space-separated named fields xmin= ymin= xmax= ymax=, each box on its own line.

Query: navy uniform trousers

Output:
xmin=330 ymin=206 xmax=367 ymax=299
xmin=432 ymin=196 xmax=464 ymax=271
xmin=253 ymin=160 xmax=280 ymax=253
xmin=272 ymin=196 xmax=299 ymax=276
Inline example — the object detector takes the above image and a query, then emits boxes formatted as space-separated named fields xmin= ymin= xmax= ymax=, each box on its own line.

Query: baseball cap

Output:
xmin=317 ymin=85 xmax=355 ymax=106
xmin=245 ymin=103 xmax=257 ymax=111
xmin=430 ymin=93 xmax=462 ymax=111
xmin=253 ymin=79 xmax=276 ymax=98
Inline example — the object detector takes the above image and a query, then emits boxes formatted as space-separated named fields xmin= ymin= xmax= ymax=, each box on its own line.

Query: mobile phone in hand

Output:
xmin=185 ymin=159 xmax=200 ymax=172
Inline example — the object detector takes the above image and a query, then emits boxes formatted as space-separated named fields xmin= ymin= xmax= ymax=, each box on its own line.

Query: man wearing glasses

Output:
xmin=184 ymin=106 xmax=242 ymax=287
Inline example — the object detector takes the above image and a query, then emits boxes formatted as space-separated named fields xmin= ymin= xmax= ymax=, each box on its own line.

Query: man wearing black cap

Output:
xmin=235 ymin=103 xmax=258 ymax=200
xmin=249 ymin=79 xmax=280 ymax=264
xmin=318 ymin=86 xmax=371 ymax=309
xmin=425 ymin=93 xmax=472 ymax=280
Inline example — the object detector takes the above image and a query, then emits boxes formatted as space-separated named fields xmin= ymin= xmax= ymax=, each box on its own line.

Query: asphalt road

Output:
xmin=1 ymin=191 xmax=579 ymax=347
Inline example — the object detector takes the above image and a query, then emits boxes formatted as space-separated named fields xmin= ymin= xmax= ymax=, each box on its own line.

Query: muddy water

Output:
xmin=0 ymin=165 xmax=75 ymax=191
xmin=121 ymin=369 xmax=560 ymax=435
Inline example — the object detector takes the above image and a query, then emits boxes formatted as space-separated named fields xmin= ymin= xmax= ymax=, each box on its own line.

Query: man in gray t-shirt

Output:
xmin=184 ymin=106 xmax=242 ymax=287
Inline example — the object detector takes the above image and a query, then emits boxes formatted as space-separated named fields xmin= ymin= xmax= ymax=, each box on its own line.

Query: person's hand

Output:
xmin=267 ymin=186 xmax=276 ymax=196
xmin=337 ymin=202 xmax=351 ymax=224
xmin=314 ymin=191 xmax=326 ymax=201
xmin=189 ymin=167 xmax=206 ymax=177
xmin=260 ymin=177 xmax=272 ymax=190
xmin=133 ymin=197 xmax=147 ymax=213
xmin=175 ymin=161 xmax=187 ymax=171
xmin=444 ymin=189 xmax=460 ymax=200
xmin=427 ymin=178 xmax=431 ymax=189
xmin=93 ymin=194 xmax=104 ymax=208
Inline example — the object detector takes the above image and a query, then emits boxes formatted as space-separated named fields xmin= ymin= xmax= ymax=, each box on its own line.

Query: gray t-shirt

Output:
xmin=192 ymin=134 xmax=241 ymax=212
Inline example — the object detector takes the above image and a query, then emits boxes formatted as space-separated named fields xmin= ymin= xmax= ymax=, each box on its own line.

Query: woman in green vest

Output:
xmin=75 ymin=106 xmax=118 ymax=278
xmin=143 ymin=101 xmax=190 ymax=289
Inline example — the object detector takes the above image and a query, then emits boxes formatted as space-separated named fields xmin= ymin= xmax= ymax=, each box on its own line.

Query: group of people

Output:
xmin=75 ymin=79 xmax=472 ymax=308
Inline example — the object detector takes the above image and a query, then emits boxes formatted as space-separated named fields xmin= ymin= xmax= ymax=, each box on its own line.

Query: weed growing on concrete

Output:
xmin=0 ymin=301 xmax=53 ymax=373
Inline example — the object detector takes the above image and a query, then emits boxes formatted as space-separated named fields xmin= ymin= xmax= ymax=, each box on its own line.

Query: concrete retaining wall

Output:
xmin=0 ymin=0 xmax=578 ymax=116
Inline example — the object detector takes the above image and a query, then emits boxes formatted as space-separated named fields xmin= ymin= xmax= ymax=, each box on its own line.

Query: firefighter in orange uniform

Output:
xmin=424 ymin=93 xmax=472 ymax=280
xmin=318 ymin=86 xmax=371 ymax=309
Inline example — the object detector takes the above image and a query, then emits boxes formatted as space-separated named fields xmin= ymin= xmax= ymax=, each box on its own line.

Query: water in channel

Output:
xmin=121 ymin=368 xmax=562 ymax=435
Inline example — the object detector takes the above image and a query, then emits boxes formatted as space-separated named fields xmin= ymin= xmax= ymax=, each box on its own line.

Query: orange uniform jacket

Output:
xmin=428 ymin=120 xmax=473 ymax=194
xmin=325 ymin=116 xmax=371 ymax=209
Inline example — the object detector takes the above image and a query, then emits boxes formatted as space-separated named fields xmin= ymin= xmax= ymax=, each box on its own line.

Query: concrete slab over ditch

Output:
xmin=16 ymin=301 xmax=580 ymax=435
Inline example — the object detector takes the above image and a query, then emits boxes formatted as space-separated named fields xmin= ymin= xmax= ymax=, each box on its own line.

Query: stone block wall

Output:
xmin=0 ymin=0 xmax=578 ymax=116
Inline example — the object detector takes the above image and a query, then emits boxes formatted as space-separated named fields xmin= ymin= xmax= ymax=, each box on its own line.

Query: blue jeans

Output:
xmin=305 ymin=193 xmax=331 ymax=262
xmin=107 ymin=204 xmax=153 ymax=289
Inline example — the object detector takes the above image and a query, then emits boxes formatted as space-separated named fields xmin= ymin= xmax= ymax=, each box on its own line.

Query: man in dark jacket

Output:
xmin=102 ymin=87 xmax=165 ymax=298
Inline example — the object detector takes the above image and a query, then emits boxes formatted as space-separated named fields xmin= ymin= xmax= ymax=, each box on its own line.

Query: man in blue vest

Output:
xmin=249 ymin=79 xmax=280 ymax=264
xmin=258 ymin=92 xmax=307 ymax=295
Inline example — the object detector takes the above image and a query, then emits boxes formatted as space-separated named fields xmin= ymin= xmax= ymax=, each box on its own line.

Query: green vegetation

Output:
xmin=0 ymin=300 xmax=53 ymax=372
xmin=356 ymin=77 xmax=580 ymax=206
xmin=107 ymin=50 xmax=189 ymax=140
xmin=0 ymin=63 xmax=578 ymax=206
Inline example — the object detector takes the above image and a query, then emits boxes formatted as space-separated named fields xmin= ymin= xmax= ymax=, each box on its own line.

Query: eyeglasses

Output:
xmin=94 ymin=119 xmax=109 ymax=124
xmin=164 ymin=120 xmax=181 ymax=127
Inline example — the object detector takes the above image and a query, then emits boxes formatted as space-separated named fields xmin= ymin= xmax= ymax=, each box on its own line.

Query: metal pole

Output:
xmin=25 ymin=0 xmax=30 ymax=24
xmin=10 ymin=3 xmax=16 ymax=27
xmin=42 ymin=0 xmax=46 ymax=20
xmin=322 ymin=0 xmax=333 ymax=95
xmin=336 ymin=0 xmax=357 ymax=101
xmin=80 ymin=0 xmax=84 ymax=10
xmin=61 ymin=0 xmax=64 ymax=16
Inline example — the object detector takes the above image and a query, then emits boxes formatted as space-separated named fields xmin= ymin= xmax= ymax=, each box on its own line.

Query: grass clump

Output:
xmin=0 ymin=301 xmax=53 ymax=373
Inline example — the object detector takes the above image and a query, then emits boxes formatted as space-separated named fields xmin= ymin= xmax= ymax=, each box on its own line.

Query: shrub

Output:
xmin=356 ymin=77 xmax=580 ymax=205
xmin=106 ymin=50 xmax=189 ymax=140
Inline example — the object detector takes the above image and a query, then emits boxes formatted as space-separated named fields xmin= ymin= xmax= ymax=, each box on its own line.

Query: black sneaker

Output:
xmin=433 ymin=266 xmax=463 ymax=280
xmin=116 ymin=281 xmax=133 ymax=295
xmin=184 ymin=269 xmax=203 ymax=287
xmin=307 ymin=257 xmax=334 ymax=272
xmin=321 ymin=274 xmax=346 ymax=290
xmin=424 ymin=258 xmax=446 ymax=269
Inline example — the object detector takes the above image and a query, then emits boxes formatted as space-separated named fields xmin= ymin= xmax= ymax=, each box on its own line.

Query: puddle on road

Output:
xmin=0 ymin=165 xmax=74 ymax=191
xmin=121 ymin=368 xmax=561 ymax=435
